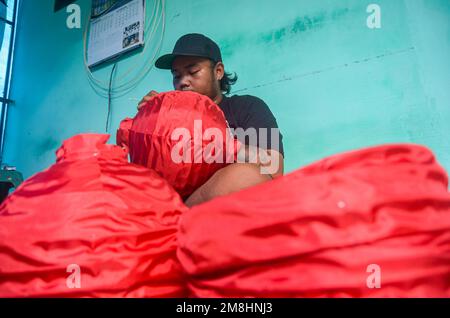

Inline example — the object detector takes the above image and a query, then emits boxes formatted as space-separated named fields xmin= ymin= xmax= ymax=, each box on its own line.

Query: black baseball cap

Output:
xmin=155 ymin=33 xmax=222 ymax=70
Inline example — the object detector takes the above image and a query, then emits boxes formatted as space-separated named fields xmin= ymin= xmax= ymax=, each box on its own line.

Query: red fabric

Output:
xmin=177 ymin=144 xmax=450 ymax=297
xmin=118 ymin=91 xmax=240 ymax=199
xmin=116 ymin=117 xmax=133 ymax=151
xmin=0 ymin=134 xmax=188 ymax=297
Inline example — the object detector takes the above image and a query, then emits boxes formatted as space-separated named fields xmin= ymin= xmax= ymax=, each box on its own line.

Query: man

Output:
xmin=138 ymin=33 xmax=284 ymax=206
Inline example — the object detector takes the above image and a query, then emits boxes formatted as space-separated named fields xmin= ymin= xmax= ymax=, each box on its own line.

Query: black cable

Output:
xmin=106 ymin=63 xmax=118 ymax=132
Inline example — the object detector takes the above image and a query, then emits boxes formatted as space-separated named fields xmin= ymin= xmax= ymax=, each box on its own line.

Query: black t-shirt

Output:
xmin=218 ymin=94 xmax=284 ymax=157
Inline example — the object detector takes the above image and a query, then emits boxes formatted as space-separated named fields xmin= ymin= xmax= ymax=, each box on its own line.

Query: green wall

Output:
xmin=4 ymin=0 xmax=450 ymax=180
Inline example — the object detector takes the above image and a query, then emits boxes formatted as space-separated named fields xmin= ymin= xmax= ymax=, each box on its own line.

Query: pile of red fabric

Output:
xmin=3 ymin=91 xmax=450 ymax=298
xmin=117 ymin=91 xmax=240 ymax=199
xmin=0 ymin=134 xmax=188 ymax=297
xmin=177 ymin=144 xmax=450 ymax=297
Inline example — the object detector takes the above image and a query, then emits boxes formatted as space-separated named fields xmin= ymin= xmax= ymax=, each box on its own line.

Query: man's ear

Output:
xmin=215 ymin=62 xmax=225 ymax=81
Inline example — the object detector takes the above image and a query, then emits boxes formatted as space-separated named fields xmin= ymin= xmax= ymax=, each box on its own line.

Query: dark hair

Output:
xmin=210 ymin=61 xmax=238 ymax=95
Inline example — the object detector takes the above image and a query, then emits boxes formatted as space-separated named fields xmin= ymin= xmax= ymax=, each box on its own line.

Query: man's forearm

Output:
xmin=237 ymin=145 xmax=284 ymax=178
xmin=185 ymin=163 xmax=272 ymax=207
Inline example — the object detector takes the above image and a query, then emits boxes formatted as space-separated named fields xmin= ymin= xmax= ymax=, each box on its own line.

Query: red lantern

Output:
xmin=118 ymin=91 xmax=240 ymax=199
xmin=0 ymin=134 xmax=188 ymax=297
xmin=178 ymin=144 xmax=450 ymax=297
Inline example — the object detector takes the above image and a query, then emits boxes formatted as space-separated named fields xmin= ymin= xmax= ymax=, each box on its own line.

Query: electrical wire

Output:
xmin=106 ymin=63 xmax=118 ymax=132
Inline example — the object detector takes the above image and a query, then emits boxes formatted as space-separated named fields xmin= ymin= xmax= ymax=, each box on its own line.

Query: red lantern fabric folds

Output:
xmin=117 ymin=91 xmax=240 ymax=199
xmin=177 ymin=144 xmax=450 ymax=297
xmin=116 ymin=117 xmax=133 ymax=151
xmin=0 ymin=134 xmax=188 ymax=297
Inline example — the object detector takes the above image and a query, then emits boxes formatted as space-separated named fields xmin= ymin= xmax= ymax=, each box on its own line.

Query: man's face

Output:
xmin=171 ymin=56 xmax=222 ymax=100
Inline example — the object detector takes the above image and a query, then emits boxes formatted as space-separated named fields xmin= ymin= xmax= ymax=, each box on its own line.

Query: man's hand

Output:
xmin=137 ymin=90 xmax=159 ymax=110
xmin=237 ymin=145 xmax=284 ymax=179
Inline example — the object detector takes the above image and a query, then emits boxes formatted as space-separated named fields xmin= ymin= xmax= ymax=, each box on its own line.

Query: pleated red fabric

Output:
xmin=177 ymin=144 xmax=450 ymax=297
xmin=0 ymin=134 xmax=188 ymax=298
xmin=117 ymin=91 xmax=240 ymax=199
xmin=116 ymin=117 xmax=133 ymax=151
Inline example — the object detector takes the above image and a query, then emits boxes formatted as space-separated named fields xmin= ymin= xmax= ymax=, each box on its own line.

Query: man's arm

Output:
xmin=235 ymin=95 xmax=285 ymax=178
xmin=237 ymin=145 xmax=284 ymax=179
xmin=185 ymin=163 xmax=272 ymax=207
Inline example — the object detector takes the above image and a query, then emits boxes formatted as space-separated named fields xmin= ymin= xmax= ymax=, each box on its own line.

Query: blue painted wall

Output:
xmin=3 ymin=0 xmax=450 ymax=180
